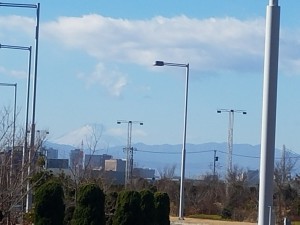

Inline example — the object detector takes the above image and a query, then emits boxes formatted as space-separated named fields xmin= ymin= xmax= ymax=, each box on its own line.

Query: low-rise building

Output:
xmin=105 ymin=159 xmax=126 ymax=172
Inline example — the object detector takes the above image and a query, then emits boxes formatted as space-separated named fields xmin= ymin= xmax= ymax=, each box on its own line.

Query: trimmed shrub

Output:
xmin=34 ymin=180 xmax=65 ymax=225
xmin=221 ymin=207 xmax=232 ymax=219
xmin=112 ymin=190 xmax=141 ymax=225
xmin=155 ymin=192 xmax=170 ymax=225
xmin=72 ymin=183 xmax=105 ymax=225
xmin=140 ymin=189 xmax=156 ymax=225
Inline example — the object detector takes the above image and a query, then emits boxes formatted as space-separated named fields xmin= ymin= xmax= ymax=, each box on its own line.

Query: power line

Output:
xmin=218 ymin=150 xmax=260 ymax=159
xmin=136 ymin=148 xmax=300 ymax=160
xmin=135 ymin=149 xmax=215 ymax=154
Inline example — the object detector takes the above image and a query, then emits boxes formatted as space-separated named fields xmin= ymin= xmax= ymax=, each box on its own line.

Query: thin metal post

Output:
xmin=153 ymin=61 xmax=189 ymax=220
xmin=268 ymin=206 xmax=273 ymax=225
xmin=178 ymin=64 xmax=189 ymax=220
xmin=26 ymin=3 xmax=40 ymax=213
xmin=0 ymin=44 xmax=32 ymax=195
xmin=23 ymin=46 xmax=32 ymax=187
xmin=11 ymin=83 xmax=17 ymax=185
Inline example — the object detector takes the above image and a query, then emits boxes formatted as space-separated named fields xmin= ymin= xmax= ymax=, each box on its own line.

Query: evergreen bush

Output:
xmin=34 ymin=180 xmax=65 ymax=225
xmin=140 ymin=189 xmax=156 ymax=225
xmin=71 ymin=183 xmax=105 ymax=225
xmin=112 ymin=190 xmax=141 ymax=225
xmin=155 ymin=192 xmax=170 ymax=225
xmin=221 ymin=207 xmax=232 ymax=219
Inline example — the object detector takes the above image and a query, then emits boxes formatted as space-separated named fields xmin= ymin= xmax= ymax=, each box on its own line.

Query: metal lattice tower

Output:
xmin=117 ymin=120 xmax=143 ymax=187
xmin=217 ymin=109 xmax=246 ymax=174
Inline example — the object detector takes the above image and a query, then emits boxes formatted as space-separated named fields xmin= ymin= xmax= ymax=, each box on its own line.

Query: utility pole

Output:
xmin=217 ymin=109 xmax=246 ymax=174
xmin=213 ymin=150 xmax=218 ymax=178
xmin=117 ymin=120 xmax=143 ymax=188
xmin=282 ymin=145 xmax=286 ymax=183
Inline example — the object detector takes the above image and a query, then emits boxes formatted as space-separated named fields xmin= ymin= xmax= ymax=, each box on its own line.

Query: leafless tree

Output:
xmin=158 ymin=164 xmax=176 ymax=179
xmin=0 ymin=104 xmax=52 ymax=224
xmin=0 ymin=106 xmax=26 ymax=224
xmin=274 ymin=145 xmax=298 ymax=223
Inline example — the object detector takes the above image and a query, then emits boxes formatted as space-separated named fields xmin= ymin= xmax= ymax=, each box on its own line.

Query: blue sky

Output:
xmin=1 ymin=0 xmax=300 ymax=152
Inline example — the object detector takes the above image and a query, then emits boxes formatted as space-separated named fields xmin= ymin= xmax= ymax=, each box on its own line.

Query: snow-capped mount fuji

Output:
xmin=52 ymin=124 xmax=124 ymax=149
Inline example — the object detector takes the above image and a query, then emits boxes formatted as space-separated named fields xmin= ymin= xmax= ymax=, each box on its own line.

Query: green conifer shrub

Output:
xmin=34 ymin=180 xmax=65 ymax=225
xmin=112 ymin=190 xmax=141 ymax=225
xmin=140 ymin=189 xmax=156 ymax=225
xmin=155 ymin=192 xmax=170 ymax=225
xmin=71 ymin=183 xmax=105 ymax=225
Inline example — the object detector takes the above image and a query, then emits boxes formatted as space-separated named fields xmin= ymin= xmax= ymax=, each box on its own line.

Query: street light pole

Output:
xmin=0 ymin=44 xmax=32 ymax=187
xmin=117 ymin=120 xmax=143 ymax=188
xmin=153 ymin=60 xmax=189 ymax=220
xmin=258 ymin=1 xmax=280 ymax=225
xmin=0 ymin=2 xmax=41 ymax=213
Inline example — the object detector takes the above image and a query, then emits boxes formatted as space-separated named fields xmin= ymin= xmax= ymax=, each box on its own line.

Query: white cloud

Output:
xmin=2 ymin=13 xmax=300 ymax=93
xmin=9 ymin=70 xmax=27 ymax=79
xmin=0 ymin=15 xmax=35 ymax=37
xmin=78 ymin=63 xmax=127 ymax=97
xmin=0 ymin=66 xmax=27 ymax=79
xmin=42 ymin=14 xmax=267 ymax=74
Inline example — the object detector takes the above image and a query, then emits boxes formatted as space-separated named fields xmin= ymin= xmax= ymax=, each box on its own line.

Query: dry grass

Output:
xmin=170 ymin=217 xmax=256 ymax=225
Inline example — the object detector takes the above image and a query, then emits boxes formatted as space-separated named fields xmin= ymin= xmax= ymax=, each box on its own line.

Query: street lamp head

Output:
xmin=243 ymin=111 xmax=247 ymax=115
xmin=153 ymin=61 xmax=164 ymax=66
xmin=139 ymin=122 xmax=143 ymax=125
xmin=217 ymin=110 xmax=221 ymax=114
xmin=117 ymin=121 xmax=121 ymax=124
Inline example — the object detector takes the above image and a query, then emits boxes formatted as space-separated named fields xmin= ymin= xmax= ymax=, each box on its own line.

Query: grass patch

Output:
xmin=292 ymin=221 xmax=300 ymax=225
xmin=189 ymin=214 xmax=222 ymax=220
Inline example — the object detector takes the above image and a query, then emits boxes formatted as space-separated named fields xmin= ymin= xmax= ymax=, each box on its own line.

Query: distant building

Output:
xmin=47 ymin=159 xmax=69 ymax=169
xmin=70 ymin=149 xmax=84 ymax=171
xmin=105 ymin=159 xmax=126 ymax=172
xmin=84 ymin=154 xmax=112 ymax=170
xmin=103 ymin=170 xmax=125 ymax=185
xmin=46 ymin=148 xmax=58 ymax=159
xmin=133 ymin=168 xmax=155 ymax=179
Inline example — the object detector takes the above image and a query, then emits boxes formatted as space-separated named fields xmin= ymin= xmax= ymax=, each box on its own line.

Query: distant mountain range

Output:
xmin=46 ymin=124 xmax=298 ymax=178
xmin=45 ymin=140 xmax=287 ymax=178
